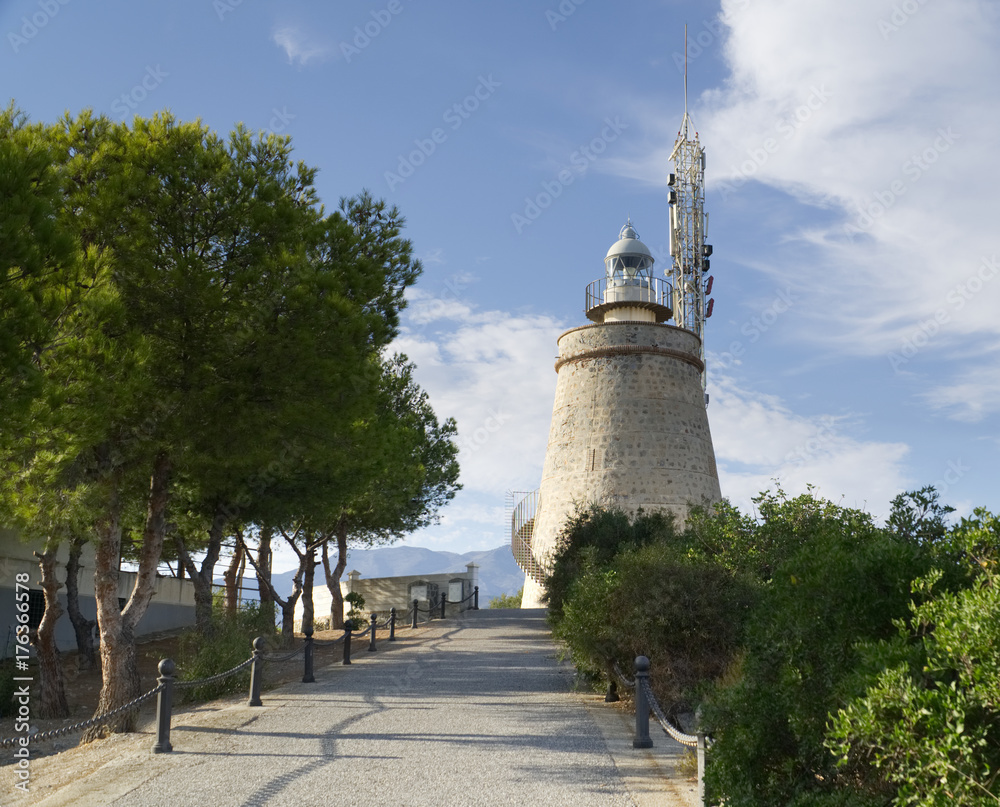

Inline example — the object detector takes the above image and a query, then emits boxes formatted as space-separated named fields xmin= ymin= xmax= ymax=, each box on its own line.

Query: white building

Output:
xmin=0 ymin=530 xmax=196 ymax=655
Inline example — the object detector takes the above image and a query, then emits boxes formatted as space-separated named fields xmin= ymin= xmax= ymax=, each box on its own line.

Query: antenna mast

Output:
xmin=668 ymin=24 xmax=713 ymax=396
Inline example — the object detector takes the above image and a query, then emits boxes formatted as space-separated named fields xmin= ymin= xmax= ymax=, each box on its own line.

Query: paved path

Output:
xmin=16 ymin=609 xmax=698 ymax=807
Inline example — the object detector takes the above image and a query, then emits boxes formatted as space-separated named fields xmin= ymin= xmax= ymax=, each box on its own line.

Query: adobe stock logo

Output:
xmin=510 ymin=116 xmax=628 ymax=233
xmin=545 ymin=0 xmax=586 ymax=31
xmin=7 ymin=0 xmax=71 ymax=53
xmin=717 ymin=85 xmax=832 ymax=201
xmin=111 ymin=65 xmax=169 ymax=119
xmin=384 ymin=75 xmax=501 ymax=191
xmin=715 ymin=287 xmax=796 ymax=371
xmin=887 ymin=255 xmax=999 ymax=373
xmin=457 ymin=408 xmax=511 ymax=455
xmin=340 ymin=0 xmax=405 ymax=63
xmin=844 ymin=128 xmax=960 ymax=241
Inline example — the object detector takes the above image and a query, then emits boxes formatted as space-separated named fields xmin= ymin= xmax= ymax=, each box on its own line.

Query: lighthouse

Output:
xmin=514 ymin=107 xmax=721 ymax=609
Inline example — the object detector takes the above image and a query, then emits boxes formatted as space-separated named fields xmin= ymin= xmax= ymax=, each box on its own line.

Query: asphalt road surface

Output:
xmin=16 ymin=609 xmax=698 ymax=807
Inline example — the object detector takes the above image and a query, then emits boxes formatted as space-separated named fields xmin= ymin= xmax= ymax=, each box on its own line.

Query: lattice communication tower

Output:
xmin=667 ymin=44 xmax=714 ymax=397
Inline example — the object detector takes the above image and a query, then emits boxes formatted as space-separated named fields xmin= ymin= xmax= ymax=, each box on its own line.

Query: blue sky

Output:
xmin=4 ymin=0 xmax=999 ymax=570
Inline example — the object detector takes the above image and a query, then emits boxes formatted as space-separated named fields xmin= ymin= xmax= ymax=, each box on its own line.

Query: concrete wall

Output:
xmin=0 ymin=530 xmax=196 ymax=655
xmin=295 ymin=564 xmax=479 ymax=630
xmin=521 ymin=320 xmax=721 ymax=608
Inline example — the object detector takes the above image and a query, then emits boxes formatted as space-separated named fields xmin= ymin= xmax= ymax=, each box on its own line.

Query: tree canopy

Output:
xmin=0 ymin=107 xmax=457 ymax=732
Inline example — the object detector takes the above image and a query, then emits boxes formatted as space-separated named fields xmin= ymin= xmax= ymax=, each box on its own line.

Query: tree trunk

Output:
xmin=223 ymin=538 xmax=244 ymax=616
xmin=240 ymin=528 xmax=302 ymax=646
xmin=65 ymin=534 xmax=97 ymax=670
xmin=256 ymin=527 xmax=274 ymax=626
xmin=85 ymin=478 xmax=138 ymax=740
xmin=85 ymin=452 xmax=171 ymax=741
xmin=31 ymin=542 xmax=70 ymax=719
xmin=280 ymin=591 xmax=301 ymax=642
xmin=322 ymin=520 xmax=348 ymax=630
xmin=175 ymin=500 xmax=228 ymax=634
xmin=301 ymin=544 xmax=316 ymax=633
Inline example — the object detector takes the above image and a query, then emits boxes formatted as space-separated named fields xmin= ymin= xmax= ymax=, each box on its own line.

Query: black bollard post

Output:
xmin=411 ymin=599 xmax=418 ymax=629
xmin=389 ymin=607 xmax=396 ymax=641
xmin=440 ymin=594 xmax=446 ymax=620
xmin=302 ymin=628 xmax=315 ymax=683
xmin=248 ymin=637 xmax=265 ymax=707
xmin=343 ymin=623 xmax=352 ymax=665
xmin=473 ymin=585 xmax=479 ymax=610
xmin=368 ymin=613 xmax=378 ymax=651
xmin=633 ymin=655 xmax=653 ymax=748
xmin=152 ymin=658 xmax=175 ymax=753
xmin=605 ymin=679 xmax=620 ymax=703
xmin=696 ymin=706 xmax=706 ymax=805
xmin=697 ymin=732 xmax=707 ymax=804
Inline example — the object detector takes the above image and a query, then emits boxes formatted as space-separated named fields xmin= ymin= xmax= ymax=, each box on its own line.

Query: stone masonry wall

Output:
xmin=521 ymin=321 xmax=721 ymax=608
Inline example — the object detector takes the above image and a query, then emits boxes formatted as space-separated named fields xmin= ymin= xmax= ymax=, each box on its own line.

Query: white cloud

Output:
xmin=709 ymin=373 xmax=912 ymax=513
xmin=272 ymin=26 xmax=331 ymax=67
xmin=393 ymin=288 xmax=564 ymax=496
xmin=419 ymin=247 xmax=446 ymax=265
xmin=381 ymin=292 xmax=567 ymax=555
xmin=921 ymin=356 xmax=1000 ymax=422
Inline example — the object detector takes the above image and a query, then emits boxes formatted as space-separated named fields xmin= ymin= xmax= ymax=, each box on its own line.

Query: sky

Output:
xmin=4 ymin=0 xmax=999 ymax=571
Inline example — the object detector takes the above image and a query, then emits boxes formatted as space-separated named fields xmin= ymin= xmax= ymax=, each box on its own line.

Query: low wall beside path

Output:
xmin=295 ymin=563 xmax=480 ymax=630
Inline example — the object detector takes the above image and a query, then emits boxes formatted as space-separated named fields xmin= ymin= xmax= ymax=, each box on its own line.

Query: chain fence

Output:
xmin=611 ymin=660 xmax=636 ymax=690
xmin=2 ymin=594 xmax=474 ymax=755
xmin=408 ymin=586 xmax=480 ymax=624
xmin=0 ymin=683 xmax=164 ymax=749
xmin=174 ymin=657 xmax=256 ymax=689
xmin=611 ymin=655 xmax=710 ymax=806
xmin=641 ymin=677 xmax=699 ymax=748
xmin=309 ymin=633 xmax=346 ymax=648
xmin=260 ymin=645 xmax=305 ymax=663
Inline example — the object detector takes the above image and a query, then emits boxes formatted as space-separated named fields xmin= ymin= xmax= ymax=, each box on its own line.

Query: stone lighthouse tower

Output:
xmin=514 ymin=111 xmax=721 ymax=609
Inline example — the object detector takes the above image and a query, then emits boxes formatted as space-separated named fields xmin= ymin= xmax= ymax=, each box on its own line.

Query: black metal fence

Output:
xmin=409 ymin=585 xmax=479 ymax=627
xmin=1 ymin=590 xmax=482 ymax=755
xmin=2 ymin=607 xmax=407 ymax=754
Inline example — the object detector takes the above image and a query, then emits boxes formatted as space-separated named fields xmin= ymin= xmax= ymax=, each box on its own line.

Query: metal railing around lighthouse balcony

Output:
xmin=585 ymin=276 xmax=673 ymax=322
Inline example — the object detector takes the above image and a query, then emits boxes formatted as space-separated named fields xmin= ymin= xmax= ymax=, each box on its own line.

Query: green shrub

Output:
xmin=177 ymin=599 xmax=276 ymax=703
xmin=344 ymin=592 xmax=366 ymax=624
xmin=489 ymin=588 xmax=522 ymax=608
xmin=828 ymin=512 xmax=1000 ymax=806
xmin=554 ymin=540 xmax=753 ymax=712
xmin=545 ymin=489 xmax=990 ymax=807
xmin=544 ymin=506 xmax=676 ymax=620
xmin=701 ymin=507 xmax=936 ymax=807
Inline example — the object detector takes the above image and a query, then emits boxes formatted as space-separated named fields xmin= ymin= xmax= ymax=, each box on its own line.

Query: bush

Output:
xmin=554 ymin=540 xmax=753 ymax=713
xmin=544 ymin=506 xmax=677 ymax=620
xmin=177 ymin=599 xmax=276 ymax=703
xmin=701 ymin=505 xmax=937 ymax=807
xmin=545 ymin=489 xmax=990 ymax=807
xmin=344 ymin=591 xmax=366 ymax=624
xmin=828 ymin=511 xmax=1000 ymax=806
xmin=489 ymin=588 xmax=522 ymax=608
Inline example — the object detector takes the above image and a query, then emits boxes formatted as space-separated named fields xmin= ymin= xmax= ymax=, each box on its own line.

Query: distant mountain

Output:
xmin=220 ymin=544 xmax=525 ymax=605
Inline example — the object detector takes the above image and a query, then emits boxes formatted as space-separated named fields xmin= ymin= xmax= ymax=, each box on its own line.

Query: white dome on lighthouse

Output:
xmin=604 ymin=219 xmax=655 ymax=284
xmin=605 ymin=220 xmax=654 ymax=263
